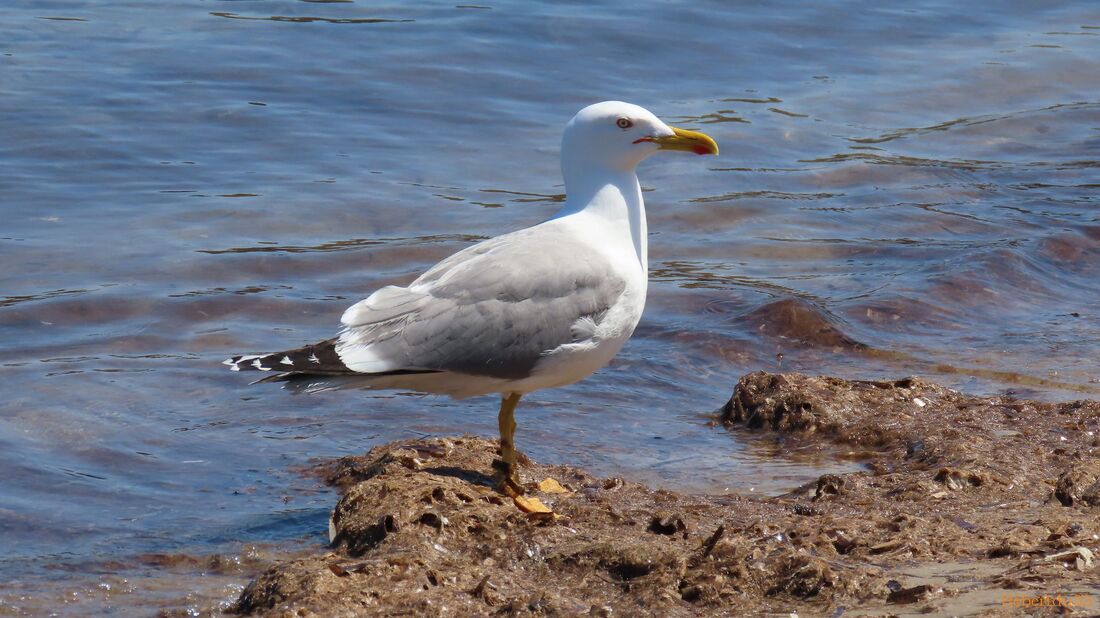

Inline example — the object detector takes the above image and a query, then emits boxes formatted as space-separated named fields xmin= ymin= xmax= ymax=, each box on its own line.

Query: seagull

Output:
xmin=225 ymin=101 xmax=718 ymax=495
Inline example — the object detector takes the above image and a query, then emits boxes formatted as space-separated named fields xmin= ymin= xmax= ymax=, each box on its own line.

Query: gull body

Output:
xmin=226 ymin=101 xmax=718 ymax=492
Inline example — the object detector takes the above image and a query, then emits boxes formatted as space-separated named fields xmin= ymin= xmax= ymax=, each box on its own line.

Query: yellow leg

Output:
xmin=492 ymin=392 xmax=524 ymax=496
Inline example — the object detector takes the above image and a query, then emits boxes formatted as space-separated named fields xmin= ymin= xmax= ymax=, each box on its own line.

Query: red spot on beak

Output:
xmin=692 ymin=145 xmax=710 ymax=155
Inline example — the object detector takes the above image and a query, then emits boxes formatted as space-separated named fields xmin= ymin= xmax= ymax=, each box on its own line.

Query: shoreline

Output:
xmin=224 ymin=371 xmax=1100 ymax=616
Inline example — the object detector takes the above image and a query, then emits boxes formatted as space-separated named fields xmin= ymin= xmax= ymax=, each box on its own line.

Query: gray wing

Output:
xmin=336 ymin=224 xmax=627 ymax=379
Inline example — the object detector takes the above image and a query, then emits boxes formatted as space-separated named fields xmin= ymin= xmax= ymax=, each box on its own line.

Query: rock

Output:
xmin=768 ymin=554 xmax=835 ymax=598
xmin=886 ymin=583 xmax=939 ymax=604
xmin=741 ymin=298 xmax=867 ymax=350
xmin=720 ymin=371 xmax=936 ymax=444
xmin=225 ymin=373 xmax=1100 ymax=617
xmin=648 ymin=513 xmax=687 ymax=536
xmin=1055 ymin=463 xmax=1100 ymax=506
xmin=814 ymin=474 xmax=845 ymax=500
xmin=933 ymin=467 xmax=987 ymax=490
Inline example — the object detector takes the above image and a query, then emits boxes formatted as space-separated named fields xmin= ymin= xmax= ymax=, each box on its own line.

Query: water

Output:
xmin=2 ymin=0 xmax=1099 ymax=611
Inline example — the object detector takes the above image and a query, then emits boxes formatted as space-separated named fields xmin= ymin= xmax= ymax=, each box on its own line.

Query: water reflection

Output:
xmin=669 ymin=111 xmax=750 ymax=124
xmin=691 ymin=190 xmax=840 ymax=202
xmin=801 ymin=152 xmax=997 ymax=170
xmin=1 ymin=287 xmax=94 ymax=308
xmin=3 ymin=0 xmax=1100 ymax=610
xmin=209 ymin=12 xmax=413 ymax=24
xmin=198 ymin=233 xmax=487 ymax=254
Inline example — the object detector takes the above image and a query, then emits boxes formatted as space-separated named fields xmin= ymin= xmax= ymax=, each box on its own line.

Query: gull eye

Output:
xmin=616 ymin=117 xmax=633 ymax=129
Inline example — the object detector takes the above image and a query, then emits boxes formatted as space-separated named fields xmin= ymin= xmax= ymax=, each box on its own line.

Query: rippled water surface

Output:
xmin=2 ymin=0 xmax=1099 ymax=612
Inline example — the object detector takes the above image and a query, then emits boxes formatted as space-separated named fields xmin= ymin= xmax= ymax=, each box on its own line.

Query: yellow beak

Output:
xmin=651 ymin=126 xmax=719 ymax=156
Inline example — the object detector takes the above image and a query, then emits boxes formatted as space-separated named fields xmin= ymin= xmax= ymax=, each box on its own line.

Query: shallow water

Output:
xmin=2 ymin=0 xmax=1099 ymax=611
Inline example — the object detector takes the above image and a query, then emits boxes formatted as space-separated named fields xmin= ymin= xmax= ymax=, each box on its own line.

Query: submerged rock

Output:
xmin=741 ymin=298 xmax=867 ymax=350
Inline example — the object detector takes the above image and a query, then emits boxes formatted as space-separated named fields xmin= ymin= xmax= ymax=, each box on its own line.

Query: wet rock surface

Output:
xmin=741 ymin=298 xmax=867 ymax=351
xmin=231 ymin=372 xmax=1100 ymax=616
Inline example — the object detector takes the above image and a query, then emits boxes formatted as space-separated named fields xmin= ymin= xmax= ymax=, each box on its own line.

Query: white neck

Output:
xmin=553 ymin=165 xmax=648 ymax=274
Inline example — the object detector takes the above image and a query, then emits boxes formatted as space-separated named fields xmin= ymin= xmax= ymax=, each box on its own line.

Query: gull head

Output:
xmin=562 ymin=101 xmax=719 ymax=173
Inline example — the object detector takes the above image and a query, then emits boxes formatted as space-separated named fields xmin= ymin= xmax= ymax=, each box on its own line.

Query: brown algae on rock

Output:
xmin=230 ymin=372 xmax=1100 ymax=616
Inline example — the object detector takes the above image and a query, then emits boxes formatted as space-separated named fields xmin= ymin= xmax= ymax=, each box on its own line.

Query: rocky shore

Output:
xmin=227 ymin=372 xmax=1100 ymax=617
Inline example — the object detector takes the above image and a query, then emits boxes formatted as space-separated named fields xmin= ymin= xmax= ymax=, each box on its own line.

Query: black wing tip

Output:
xmin=225 ymin=339 xmax=446 ymax=381
xmin=224 ymin=354 xmax=270 ymax=372
xmin=224 ymin=338 xmax=351 ymax=375
xmin=225 ymin=354 xmax=291 ymax=373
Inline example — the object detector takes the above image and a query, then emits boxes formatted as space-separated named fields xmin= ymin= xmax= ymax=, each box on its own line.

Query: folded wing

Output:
xmin=336 ymin=224 xmax=626 ymax=380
